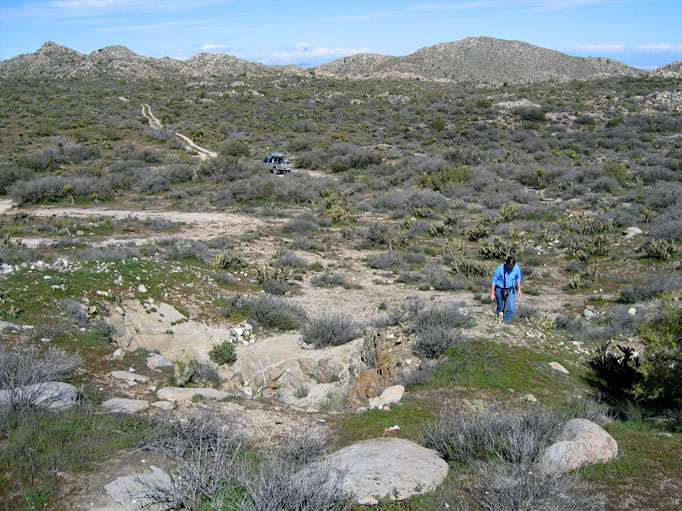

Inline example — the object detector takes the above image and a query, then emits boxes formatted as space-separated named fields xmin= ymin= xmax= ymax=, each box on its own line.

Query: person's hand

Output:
xmin=490 ymin=292 xmax=495 ymax=301
xmin=517 ymin=290 xmax=522 ymax=299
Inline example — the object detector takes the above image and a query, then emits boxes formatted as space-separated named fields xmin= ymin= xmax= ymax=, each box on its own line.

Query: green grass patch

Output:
xmin=422 ymin=340 xmax=585 ymax=403
xmin=0 ymin=408 xmax=158 ymax=510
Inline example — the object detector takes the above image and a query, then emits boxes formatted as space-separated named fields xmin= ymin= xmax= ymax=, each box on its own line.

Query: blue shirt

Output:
xmin=491 ymin=263 xmax=522 ymax=288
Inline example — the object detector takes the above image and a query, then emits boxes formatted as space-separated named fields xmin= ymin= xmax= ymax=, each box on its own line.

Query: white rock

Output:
xmin=369 ymin=385 xmax=405 ymax=410
xmin=137 ymin=284 xmax=148 ymax=293
xmin=318 ymin=438 xmax=448 ymax=505
xmin=623 ymin=226 xmax=643 ymax=240
xmin=583 ymin=308 xmax=595 ymax=320
xmin=111 ymin=348 xmax=125 ymax=360
xmin=101 ymin=398 xmax=149 ymax=413
xmin=156 ymin=387 xmax=229 ymax=402
xmin=538 ymin=419 xmax=618 ymax=474
xmin=111 ymin=370 xmax=149 ymax=383
xmin=0 ymin=382 xmax=80 ymax=410
xmin=628 ymin=307 xmax=637 ymax=316
xmin=549 ymin=362 xmax=570 ymax=374
xmin=147 ymin=353 xmax=173 ymax=369
xmin=151 ymin=400 xmax=174 ymax=410
xmin=105 ymin=465 xmax=171 ymax=509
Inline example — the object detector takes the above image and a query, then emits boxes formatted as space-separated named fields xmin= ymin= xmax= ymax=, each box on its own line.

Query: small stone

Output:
xmin=549 ymin=362 xmax=570 ymax=374
xmin=101 ymin=398 xmax=149 ymax=413
xmin=111 ymin=348 xmax=125 ymax=360
xmin=583 ymin=308 xmax=595 ymax=320
xmin=628 ymin=307 xmax=636 ymax=316
xmin=522 ymin=393 xmax=538 ymax=403
xmin=111 ymin=371 xmax=149 ymax=383
xmin=137 ymin=284 xmax=147 ymax=293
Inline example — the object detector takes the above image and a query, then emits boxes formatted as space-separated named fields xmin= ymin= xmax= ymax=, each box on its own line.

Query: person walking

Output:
xmin=490 ymin=256 xmax=522 ymax=322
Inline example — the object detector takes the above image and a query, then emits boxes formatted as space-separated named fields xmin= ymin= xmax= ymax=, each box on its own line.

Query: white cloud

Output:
xmin=568 ymin=43 xmax=682 ymax=53
xmin=202 ymin=44 xmax=228 ymax=50
xmin=272 ymin=43 xmax=371 ymax=60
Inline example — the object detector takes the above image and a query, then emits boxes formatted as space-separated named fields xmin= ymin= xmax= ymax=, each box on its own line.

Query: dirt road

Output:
xmin=141 ymin=103 xmax=217 ymax=161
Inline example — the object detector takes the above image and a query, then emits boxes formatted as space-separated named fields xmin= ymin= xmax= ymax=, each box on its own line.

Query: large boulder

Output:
xmin=538 ymin=418 xmax=617 ymax=474
xmin=322 ymin=438 xmax=448 ymax=505
xmin=104 ymin=465 xmax=171 ymax=510
xmin=0 ymin=381 xmax=80 ymax=410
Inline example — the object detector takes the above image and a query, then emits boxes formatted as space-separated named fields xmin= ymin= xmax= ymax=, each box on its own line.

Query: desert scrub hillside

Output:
xmin=0 ymin=71 xmax=681 ymax=509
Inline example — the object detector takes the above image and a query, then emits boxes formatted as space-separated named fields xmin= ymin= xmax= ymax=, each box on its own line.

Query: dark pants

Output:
xmin=495 ymin=287 xmax=516 ymax=322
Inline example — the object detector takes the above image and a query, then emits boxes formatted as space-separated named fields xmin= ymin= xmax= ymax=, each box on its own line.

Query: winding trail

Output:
xmin=141 ymin=103 xmax=217 ymax=161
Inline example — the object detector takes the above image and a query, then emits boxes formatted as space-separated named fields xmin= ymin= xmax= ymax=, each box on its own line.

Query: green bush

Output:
xmin=215 ymin=250 xmax=247 ymax=269
xmin=643 ymin=238 xmax=674 ymax=260
xmin=208 ymin=341 xmax=237 ymax=366
xmin=478 ymin=237 xmax=519 ymax=260
xmin=635 ymin=300 xmax=682 ymax=406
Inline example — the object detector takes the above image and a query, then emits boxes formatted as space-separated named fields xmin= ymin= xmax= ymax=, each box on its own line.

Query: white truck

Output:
xmin=263 ymin=152 xmax=294 ymax=174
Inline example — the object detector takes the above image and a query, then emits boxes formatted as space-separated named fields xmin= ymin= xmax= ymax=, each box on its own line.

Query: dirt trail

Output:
xmin=0 ymin=198 xmax=272 ymax=247
xmin=141 ymin=103 xmax=217 ymax=161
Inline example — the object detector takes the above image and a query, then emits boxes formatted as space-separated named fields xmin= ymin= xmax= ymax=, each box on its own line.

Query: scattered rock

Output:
xmin=538 ymin=418 xmax=618 ymax=474
xmin=137 ymin=284 xmax=147 ymax=293
xmin=316 ymin=356 xmax=344 ymax=383
xmin=320 ymin=438 xmax=449 ymax=505
xmin=628 ymin=307 xmax=637 ymax=316
xmin=549 ymin=362 xmax=570 ymax=374
xmin=369 ymin=385 xmax=405 ymax=409
xmin=0 ymin=382 xmax=80 ymax=410
xmin=522 ymin=393 xmax=538 ymax=403
xmin=102 ymin=398 xmax=150 ymax=413
xmin=111 ymin=347 xmax=125 ymax=360
xmin=147 ymin=353 xmax=173 ymax=369
xmin=0 ymin=320 xmax=20 ymax=332
xmin=583 ymin=308 xmax=595 ymax=320
xmin=104 ymin=465 xmax=171 ymax=510
xmin=111 ymin=370 xmax=150 ymax=383
xmin=156 ymin=386 xmax=229 ymax=402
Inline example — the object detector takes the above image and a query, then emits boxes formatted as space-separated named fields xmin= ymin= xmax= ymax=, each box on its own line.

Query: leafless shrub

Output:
xmin=465 ymin=460 xmax=595 ymax=511
xmin=0 ymin=344 xmax=82 ymax=412
xmin=423 ymin=403 xmax=560 ymax=465
xmin=147 ymin=408 xmax=245 ymax=508
xmin=59 ymin=298 xmax=88 ymax=324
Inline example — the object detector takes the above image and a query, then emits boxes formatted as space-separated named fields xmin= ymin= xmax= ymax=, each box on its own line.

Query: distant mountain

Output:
xmin=315 ymin=37 xmax=647 ymax=83
xmin=652 ymin=60 xmax=682 ymax=78
xmin=0 ymin=38 xmax=653 ymax=83
xmin=0 ymin=41 xmax=304 ymax=80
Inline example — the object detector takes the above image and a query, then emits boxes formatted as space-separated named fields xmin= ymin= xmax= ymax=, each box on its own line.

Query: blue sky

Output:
xmin=1 ymin=1 xmax=680 ymax=69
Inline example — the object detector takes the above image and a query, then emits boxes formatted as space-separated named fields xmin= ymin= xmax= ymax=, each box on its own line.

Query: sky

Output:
xmin=0 ymin=0 xmax=681 ymax=69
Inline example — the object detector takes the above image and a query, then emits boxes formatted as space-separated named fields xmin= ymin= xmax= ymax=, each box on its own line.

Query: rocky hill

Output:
xmin=652 ymin=60 xmax=682 ymax=78
xmin=0 ymin=37 xmax=650 ymax=83
xmin=315 ymin=37 xmax=646 ymax=83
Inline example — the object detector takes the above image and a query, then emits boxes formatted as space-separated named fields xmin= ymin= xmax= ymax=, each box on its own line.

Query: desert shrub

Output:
xmin=215 ymin=249 xmax=247 ymax=269
xmin=208 ymin=342 xmax=237 ymax=366
xmin=449 ymin=256 xmax=490 ymax=278
xmin=244 ymin=295 xmax=307 ymax=331
xmin=301 ymin=313 xmax=359 ymax=348
xmin=272 ymin=250 xmax=307 ymax=267
xmin=0 ymin=344 xmax=82 ymax=412
xmin=59 ymin=299 xmax=88 ymax=324
xmin=423 ymin=403 xmax=560 ymax=465
xmin=0 ymin=237 xmax=37 ymax=265
xmin=618 ymin=274 xmax=679 ymax=303
xmin=366 ymin=252 xmax=403 ymax=269
xmin=0 ymin=164 xmax=34 ymax=194
xmin=255 ymin=265 xmax=292 ymax=284
xmin=634 ymin=300 xmax=682 ymax=406
xmin=643 ymin=238 xmax=674 ymax=260
xmin=478 ymin=236 xmax=519 ymax=260
xmin=9 ymin=176 xmax=112 ymax=205
xmin=419 ymin=165 xmax=473 ymax=191
xmin=311 ymin=270 xmax=345 ymax=287
xmin=216 ymin=272 xmax=237 ymax=285
xmin=464 ymin=459 xmax=589 ymax=511
xmin=222 ymin=139 xmax=250 ymax=157
xmin=514 ymin=106 xmax=546 ymax=122
xmin=262 ymin=279 xmax=292 ymax=296
xmin=155 ymin=238 xmax=210 ymax=262
xmin=355 ymin=222 xmax=395 ymax=249
xmin=281 ymin=213 xmax=321 ymax=233
xmin=465 ymin=217 xmax=494 ymax=241
xmin=413 ymin=305 xmax=469 ymax=359
xmin=198 ymin=156 xmax=250 ymax=182
xmin=587 ymin=341 xmax=641 ymax=397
